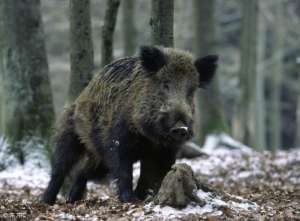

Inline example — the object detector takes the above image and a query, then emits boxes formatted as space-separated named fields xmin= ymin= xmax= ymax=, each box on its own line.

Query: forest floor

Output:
xmin=0 ymin=135 xmax=299 ymax=221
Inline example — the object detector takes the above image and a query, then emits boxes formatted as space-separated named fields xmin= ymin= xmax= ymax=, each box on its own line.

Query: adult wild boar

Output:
xmin=42 ymin=46 xmax=218 ymax=205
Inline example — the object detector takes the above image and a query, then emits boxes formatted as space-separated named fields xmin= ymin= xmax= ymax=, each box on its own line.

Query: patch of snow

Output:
xmin=138 ymin=187 xmax=257 ymax=220
xmin=0 ymin=137 xmax=18 ymax=170
xmin=273 ymin=150 xmax=300 ymax=166
xmin=56 ymin=212 xmax=76 ymax=220
xmin=0 ymin=164 xmax=49 ymax=189
xmin=0 ymin=137 xmax=50 ymax=190
xmin=152 ymin=203 xmax=213 ymax=217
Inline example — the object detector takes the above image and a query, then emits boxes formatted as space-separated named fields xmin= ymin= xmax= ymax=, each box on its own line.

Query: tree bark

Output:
xmin=150 ymin=0 xmax=174 ymax=47
xmin=296 ymin=58 xmax=300 ymax=147
xmin=269 ymin=0 xmax=284 ymax=151
xmin=297 ymin=82 xmax=300 ymax=147
xmin=193 ymin=0 xmax=227 ymax=145
xmin=232 ymin=0 xmax=258 ymax=147
xmin=101 ymin=0 xmax=121 ymax=67
xmin=254 ymin=3 xmax=266 ymax=150
xmin=69 ymin=0 xmax=94 ymax=102
xmin=0 ymin=0 xmax=55 ymax=162
xmin=0 ymin=50 xmax=3 ymax=134
xmin=122 ymin=0 xmax=136 ymax=56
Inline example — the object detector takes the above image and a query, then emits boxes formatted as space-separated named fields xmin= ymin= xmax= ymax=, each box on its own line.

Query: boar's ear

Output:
xmin=140 ymin=46 xmax=167 ymax=75
xmin=194 ymin=55 xmax=218 ymax=87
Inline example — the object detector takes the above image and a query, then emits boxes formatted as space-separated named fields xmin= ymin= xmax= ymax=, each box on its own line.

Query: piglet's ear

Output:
xmin=140 ymin=46 xmax=167 ymax=75
xmin=194 ymin=55 xmax=218 ymax=87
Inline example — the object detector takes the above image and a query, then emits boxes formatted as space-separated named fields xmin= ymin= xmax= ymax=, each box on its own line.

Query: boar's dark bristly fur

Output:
xmin=42 ymin=46 xmax=218 ymax=205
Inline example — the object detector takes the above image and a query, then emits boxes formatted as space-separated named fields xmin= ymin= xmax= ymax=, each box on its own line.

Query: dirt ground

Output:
xmin=0 ymin=137 xmax=299 ymax=220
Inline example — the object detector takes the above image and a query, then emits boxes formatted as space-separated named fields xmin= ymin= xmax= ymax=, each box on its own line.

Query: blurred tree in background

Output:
xmin=101 ymin=0 xmax=121 ymax=66
xmin=122 ymin=0 xmax=136 ymax=56
xmin=254 ymin=1 xmax=267 ymax=150
xmin=0 ymin=0 xmax=299 ymax=153
xmin=150 ymin=0 xmax=174 ymax=47
xmin=297 ymin=58 xmax=300 ymax=146
xmin=193 ymin=0 xmax=227 ymax=146
xmin=269 ymin=0 xmax=284 ymax=151
xmin=0 ymin=0 xmax=54 ymax=162
xmin=232 ymin=0 xmax=258 ymax=148
xmin=68 ymin=0 xmax=94 ymax=102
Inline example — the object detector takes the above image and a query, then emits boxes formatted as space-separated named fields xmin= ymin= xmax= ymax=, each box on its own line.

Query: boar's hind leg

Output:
xmin=67 ymin=163 xmax=108 ymax=203
xmin=42 ymin=130 xmax=84 ymax=205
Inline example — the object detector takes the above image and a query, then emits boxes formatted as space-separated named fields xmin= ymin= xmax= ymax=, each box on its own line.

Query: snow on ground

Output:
xmin=0 ymin=134 xmax=300 ymax=220
xmin=0 ymin=137 xmax=50 ymax=190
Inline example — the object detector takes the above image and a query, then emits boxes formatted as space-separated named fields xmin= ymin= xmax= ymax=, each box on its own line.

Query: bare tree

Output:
xmin=254 ymin=2 xmax=267 ymax=150
xmin=0 ymin=58 xmax=3 ymax=134
xmin=0 ymin=0 xmax=54 ymax=162
xmin=150 ymin=0 xmax=174 ymax=47
xmin=193 ymin=0 xmax=227 ymax=145
xmin=101 ymin=0 xmax=121 ymax=67
xmin=269 ymin=0 xmax=284 ymax=150
xmin=297 ymin=57 xmax=300 ymax=147
xmin=68 ymin=0 xmax=94 ymax=102
xmin=122 ymin=0 xmax=136 ymax=56
xmin=232 ymin=0 xmax=258 ymax=147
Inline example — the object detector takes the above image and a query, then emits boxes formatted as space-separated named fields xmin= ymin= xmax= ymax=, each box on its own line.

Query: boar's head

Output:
xmin=132 ymin=46 xmax=218 ymax=145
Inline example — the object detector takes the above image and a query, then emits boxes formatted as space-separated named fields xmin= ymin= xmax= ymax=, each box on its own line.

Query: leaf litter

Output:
xmin=0 ymin=134 xmax=299 ymax=220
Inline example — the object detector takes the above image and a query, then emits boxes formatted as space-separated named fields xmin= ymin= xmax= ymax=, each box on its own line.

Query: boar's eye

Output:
xmin=162 ymin=80 xmax=170 ymax=91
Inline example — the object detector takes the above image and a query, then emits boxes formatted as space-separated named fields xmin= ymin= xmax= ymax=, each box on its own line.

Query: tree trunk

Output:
xmin=122 ymin=0 xmax=136 ymax=56
xmin=150 ymin=0 xmax=174 ymax=47
xmin=68 ymin=0 xmax=94 ymax=102
xmin=193 ymin=0 xmax=227 ymax=145
xmin=269 ymin=0 xmax=284 ymax=151
xmin=297 ymin=72 xmax=300 ymax=147
xmin=0 ymin=0 xmax=55 ymax=162
xmin=297 ymin=82 xmax=300 ymax=147
xmin=101 ymin=0 xmax=121 ymax=67
xmin=232 ymin=0 xmax=258 ymax=147
xmin=254 ymin=3 xmax=266 ymax=150
xmin=0 ymin=55 xmax=3 ymax=134
xmin=296 ymin=58 xmax=300 ymax=147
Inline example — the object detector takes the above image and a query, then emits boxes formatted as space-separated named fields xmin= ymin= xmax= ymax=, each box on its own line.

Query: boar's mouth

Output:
xmin=140 ymin=120 xmax=193 ymax=146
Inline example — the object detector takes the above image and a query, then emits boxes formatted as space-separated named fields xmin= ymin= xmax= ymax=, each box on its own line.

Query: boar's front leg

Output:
xmin=96 ymin=120 xmax=135 ymax=203
xmin=117 ymin=148 xmax=135 ymax=202
xmin=135 ymin=147 xmax=177 ymax=200
xmin=106 ymin=139 xmax=135 ymax=202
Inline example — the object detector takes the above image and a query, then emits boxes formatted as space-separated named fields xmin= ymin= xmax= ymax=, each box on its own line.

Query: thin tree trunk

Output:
xmin=0 ymin=0 xmax=55 ymax=162
xmin=297 ymin=60 xmax=300 ymax=146
xmin=69 ymin=0 xmax=94 ymax=102
xmin=269 ymin=0 xmax=284 ymax=151
xmin=150 ymin=0 xmax=174 ymax=47
xmin=296 ymin=57 xmax=300 ymax=147
xmin=0 ymin=56 xmax=3 ymax=134
xmin=297 ymin=81 xmax=300 ymax=146
xmin=232 ymin=0 xmax=258 ymax=147
xmin=193 ymin=0 xmax=227 ymax=145
xmin=101 ymin=0 xmax=121 ymax=67
xmin=254 ymin=7 xmax=267 ymax=150
xmin=122 ymin=0 xmax=136 ymax=56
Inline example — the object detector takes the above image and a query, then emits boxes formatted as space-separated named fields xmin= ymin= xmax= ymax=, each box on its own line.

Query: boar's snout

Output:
xmin=169 ymin=122 xmax=190 ymax=142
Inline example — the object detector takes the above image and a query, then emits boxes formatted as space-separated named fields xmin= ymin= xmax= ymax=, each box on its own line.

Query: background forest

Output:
xmin=1 ymin=0 xmax=300 ymax=160
xmin=0 ymin=0 xmax=299 ymax=220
